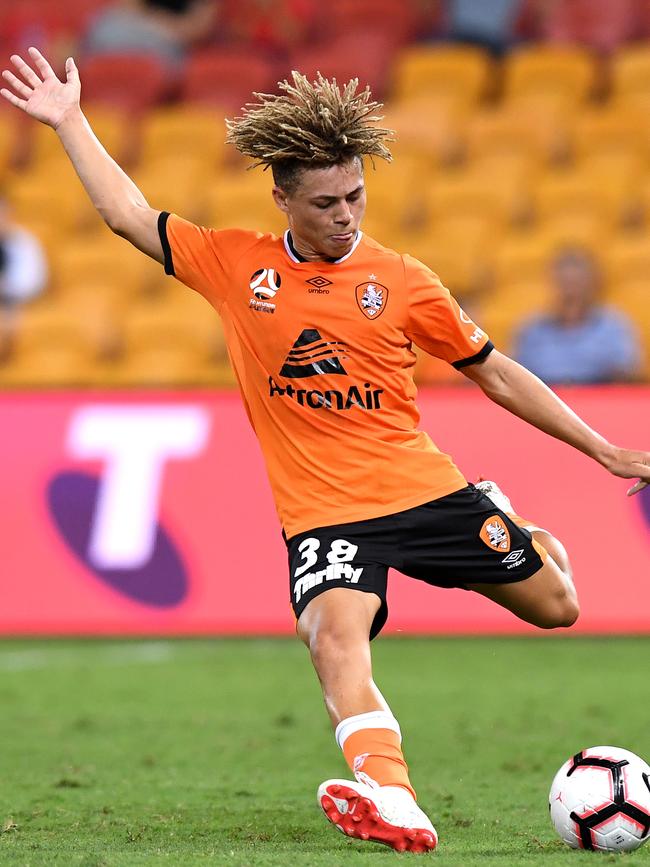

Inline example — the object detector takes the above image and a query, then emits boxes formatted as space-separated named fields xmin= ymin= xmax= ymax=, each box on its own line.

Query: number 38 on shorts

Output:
xmin=291 ymin=537 xmax=362 ymax=603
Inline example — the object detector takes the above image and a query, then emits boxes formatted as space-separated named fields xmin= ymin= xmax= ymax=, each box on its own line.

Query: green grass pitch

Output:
xmin=0 ymin=637 xmax=649 ymax=866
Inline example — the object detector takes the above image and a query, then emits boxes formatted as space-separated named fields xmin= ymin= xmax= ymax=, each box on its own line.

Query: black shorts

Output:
xmin=285 ymin=484 xmax=546 ymax=640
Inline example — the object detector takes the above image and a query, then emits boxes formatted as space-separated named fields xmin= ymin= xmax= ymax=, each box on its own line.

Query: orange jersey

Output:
xmin=159 ymin=214 xmax=493 ymax=538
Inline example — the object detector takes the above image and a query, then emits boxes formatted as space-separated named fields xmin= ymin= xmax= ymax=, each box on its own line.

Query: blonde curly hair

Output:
xmin=226 ymin=71 xmax=393 ymax=191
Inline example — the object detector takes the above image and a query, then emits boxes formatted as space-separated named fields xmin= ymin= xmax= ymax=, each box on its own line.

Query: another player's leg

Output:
xmin=297 ymin=588 xmax=437 ymax=853
xmin=469 ymin=481 xmax=579 ymax=628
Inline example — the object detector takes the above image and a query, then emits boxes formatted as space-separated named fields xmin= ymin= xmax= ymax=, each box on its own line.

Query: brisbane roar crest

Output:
xmin=355 ymin=282 xmax=388 ymax=320
xmin=479 ymin=515 xmax=511 ymax=552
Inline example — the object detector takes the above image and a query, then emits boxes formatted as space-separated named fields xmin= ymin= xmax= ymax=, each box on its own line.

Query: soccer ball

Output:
xmin=549 ymin=746 xmax=650 ymax=852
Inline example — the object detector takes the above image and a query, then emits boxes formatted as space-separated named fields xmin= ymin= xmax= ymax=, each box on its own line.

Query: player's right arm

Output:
xmin=0 ymin=48 xmax=162 ymax=263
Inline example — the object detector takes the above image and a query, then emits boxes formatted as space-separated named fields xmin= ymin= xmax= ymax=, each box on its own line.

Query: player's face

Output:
xmin=273 ymin=158 xmax=366 ymax=261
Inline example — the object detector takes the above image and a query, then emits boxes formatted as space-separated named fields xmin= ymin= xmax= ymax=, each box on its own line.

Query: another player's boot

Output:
xmin=317 ymin=778 xmax=438 ymax=853
xmin=475 ymin=479 xmax=514 ymax=514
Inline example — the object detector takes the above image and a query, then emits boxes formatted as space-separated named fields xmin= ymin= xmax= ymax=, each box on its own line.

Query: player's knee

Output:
xmin=535 ymin=595 xmax=580 ymax=629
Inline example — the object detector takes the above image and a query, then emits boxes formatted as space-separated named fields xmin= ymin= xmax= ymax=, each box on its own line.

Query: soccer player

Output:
xmin=3 ymin=48 xmax=649 ymax=854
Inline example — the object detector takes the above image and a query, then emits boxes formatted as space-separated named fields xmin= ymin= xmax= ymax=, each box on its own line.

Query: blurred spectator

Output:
xmin=0 ymin=197 xmax=48 ymax=355
xmin=83 ymin=0 xmax=216 ymax=70
xmin=524 ymin=0 xmax=640 ymax=54
xmin=513 ymin=248 xmax=643 ymax=385
xmin=442 ymin=0 xmax=527 ymax=55
xmin=220 ymin=0 xmax=318 ymax=59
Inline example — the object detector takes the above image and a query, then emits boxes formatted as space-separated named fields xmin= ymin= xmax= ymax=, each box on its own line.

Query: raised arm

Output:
xmin=462 ymin=348 xmax=650 ymax=496
xmin=0 ymin=47 xmax=162 ymax=262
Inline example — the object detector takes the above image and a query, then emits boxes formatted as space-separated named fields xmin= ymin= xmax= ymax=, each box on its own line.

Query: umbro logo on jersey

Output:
xmin=305 ymin=274 xmax=332 ymax=295
xmin=280 ymin=329 xmax=348 ymax=378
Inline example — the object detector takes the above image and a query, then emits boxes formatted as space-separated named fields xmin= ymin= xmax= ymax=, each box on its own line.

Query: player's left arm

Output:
xmin=461 ymin=348 xmax=650 ymax=496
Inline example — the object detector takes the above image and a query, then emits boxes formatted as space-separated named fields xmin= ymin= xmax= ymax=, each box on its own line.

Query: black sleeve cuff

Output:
xmin=452 ymin=340 xmax=495 ymax=370
xmin=158 ymin=211 xmax=175 ymax=276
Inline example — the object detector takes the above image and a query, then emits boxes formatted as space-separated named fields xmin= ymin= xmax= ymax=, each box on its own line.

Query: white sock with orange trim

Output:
xmin=335 ymin=710 xmax=416 ymax=800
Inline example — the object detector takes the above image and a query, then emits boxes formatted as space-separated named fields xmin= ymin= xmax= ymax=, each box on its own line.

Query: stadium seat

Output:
xmin=426 ymin=167 xmax=529 ymax=230
xmin=29 ymin=104 xmax=129 ymax=170
xmin=504 ymin=46 xmax=597 ymax=109
xmin=408 ymin=216 xmax=499 ymax=298
xmin=390 ymin=45 xmax=492 ymax=110
xmin=206 ymin=171 xmax=285 ymax=235
xmin=288 ymin=33 xmax=393 ymax=99
xmin=464 ymin=106 xmax=565 ymax=166
xmin=1 ymin=306 xmax=109 ymax=386
xmin=323 ymin=0 xmax=417 ymax=46
xmin=480 ymin=279 xmax=553 ymax=353
xmin=382 ymin=98 xmax=466 ymax=166
xmin=78 ymin=54 xmax=171 ymax=113
xmin=118 ymin=295 xmax=230 ymax=386
xmin=603 ymin=236 xmax=650 ymax=288
xmin=52 ymin=235 xmax=159 ymax=300
xmin=611 ymin=44 xmax=650 ymax=107
xmin=491 ymin=232 xmax=555 ymax=288
xmin=5 ymin=163 xmax=89 ymax=235
xmin=570 ymin=107 xmax=648 ymax=161
xmin=181 ymin=50 xmax=276 ymax=112
xmin=138 ymin=106 xmax=227 ymax=169
xmin=533 ymin=171 xmax=626 ymax=231
xmin=132 ymin=155 xmax=211 ymax=224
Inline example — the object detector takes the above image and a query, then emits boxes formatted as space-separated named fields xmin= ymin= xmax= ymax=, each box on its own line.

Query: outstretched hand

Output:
xmin=1 ymin=47 xmax=80 ymax=129
xmin=604 ymin=447 xmax=650 ymax=496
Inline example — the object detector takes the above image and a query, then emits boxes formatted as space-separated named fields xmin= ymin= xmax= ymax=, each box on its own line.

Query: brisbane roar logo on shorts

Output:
xmin=355 ymin=282 xmax=388 ymax=319
xmin=479 ymin=515 xmax=511 ymax=552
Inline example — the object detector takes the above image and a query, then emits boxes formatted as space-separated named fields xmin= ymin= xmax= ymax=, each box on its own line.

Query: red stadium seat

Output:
xmin=180 ymin=50 xmax=277 ymax=112
xmin=288 ymin=33 xmax=394 ymax=98
xmin=77 ymin=54 xmax=171 ymax=113
xmin=323 ymin=0 xmax=417 ymax=46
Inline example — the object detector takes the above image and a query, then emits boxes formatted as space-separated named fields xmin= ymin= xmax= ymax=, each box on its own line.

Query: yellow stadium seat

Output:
xmin=533 ymin=171 xmax=625 ymax=230
xmin=465 ymin=106 xmax=565 ymax=166
xmin=52 ymin=234 xmax=160 ymax=299
xmin=0 ymin=113 xmax=16 ymax=184
xmin=491 ymin=232 xmax=555 ymax=288
xmin=139 ymin=105 xmax=227 ymax=168
xmin=5 ymin=162 xmax=90 ymax=234
xmin=30 ymin=105 xmax=129 ymax=170
xmin=0 ymin=306 xmax=110 ymax=386
xmin=480 ymin=280 xmax=553 ymax=353
xmin=426 ymin=166 xmax=530 ymax=229
xmin=206 ymin=171 xmax=286 ymax=234
xmin=603 ymin=236 xmax=650 ymax=289
xmin=390 ymin=45 xmax=492 ymax=110
xmin=504 ymin=46 xmax=597 ymax=108
xmin=383 ymin=98 xmax=467 ymax=165
xmin=406 ymin=216 xmax=499 ymax=297
xmin=538 ymin=214 xmax=608 ymax=254
xmin=118 ymin=295 xmax=229 ymax=386
xmin=132 ymin=155 xmax=212 ymax=224
xmin=611 ymin=45 xmax=650 ymax=108
xmin=570 ymin=107 xmax=648 ymax=161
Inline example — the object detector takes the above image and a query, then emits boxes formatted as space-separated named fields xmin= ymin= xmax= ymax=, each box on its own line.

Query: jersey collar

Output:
xmin=283 ymin=229 xmax=363 ymax=265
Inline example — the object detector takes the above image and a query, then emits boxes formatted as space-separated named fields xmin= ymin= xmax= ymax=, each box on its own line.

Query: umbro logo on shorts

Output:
xmin=280 ymin=329 xmax=348 ymax=378
xmin=502 ymin=549 xmax=526 ymax=569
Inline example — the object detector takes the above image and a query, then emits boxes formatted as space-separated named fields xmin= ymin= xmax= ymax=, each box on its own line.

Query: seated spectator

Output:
xmin=0 ymin=197 xmax=48 ymax=356
xmin=442 ymin=0 xmax=528 ymax=55
xmin=83 ymin=0 xmax=215 ymax=69
xmin=513 ymin=248 xmax=643 ymax=385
